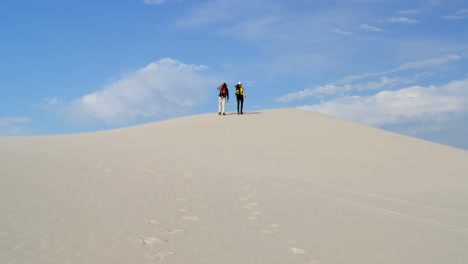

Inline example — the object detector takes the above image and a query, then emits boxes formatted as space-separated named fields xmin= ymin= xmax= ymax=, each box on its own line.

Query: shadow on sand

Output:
xmin=225 ymin=112 xmax=262 ymax=116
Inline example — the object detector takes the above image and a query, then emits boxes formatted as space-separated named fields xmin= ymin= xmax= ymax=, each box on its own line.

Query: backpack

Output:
xmin=220 ymin=86 xmax=227 ymax=97
xmin=235 ymin=86 xmax=243 ymax=95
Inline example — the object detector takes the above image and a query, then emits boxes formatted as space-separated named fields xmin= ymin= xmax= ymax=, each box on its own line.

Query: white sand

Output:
xmin=1 ymin=108 xmax=468 ymax=264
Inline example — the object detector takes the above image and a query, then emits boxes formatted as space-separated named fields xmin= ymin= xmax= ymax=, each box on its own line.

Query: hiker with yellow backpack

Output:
xmin=235 ymin=82 xmax=246 ymax=115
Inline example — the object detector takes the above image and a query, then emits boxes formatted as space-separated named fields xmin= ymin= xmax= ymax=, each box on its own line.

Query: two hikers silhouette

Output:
xmin=217 ymin=82 xmax=246 ymax=115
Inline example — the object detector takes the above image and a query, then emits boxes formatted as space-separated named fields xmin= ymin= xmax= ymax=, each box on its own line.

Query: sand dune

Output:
xmin=1 ymin=108 xmax=467 ymax=264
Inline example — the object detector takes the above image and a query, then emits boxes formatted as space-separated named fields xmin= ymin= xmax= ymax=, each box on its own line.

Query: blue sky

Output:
xmin=1 ymin=0 xmax=468 ymax=150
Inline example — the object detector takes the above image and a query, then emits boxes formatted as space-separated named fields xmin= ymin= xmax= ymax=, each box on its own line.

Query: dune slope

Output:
xmin=1 ymin=108 xmax=468 ymax=264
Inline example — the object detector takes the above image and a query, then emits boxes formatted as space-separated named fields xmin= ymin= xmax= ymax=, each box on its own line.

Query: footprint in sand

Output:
xmin=163 ymin=229 xmax=185 ymax=235
xmin=247 ymin=211 xmax=262 ymax=221
xmin=290 ymin=247 xmax=306 ymax=254
xmin=240 ymin=190 xmax=259 ymax=201
xmin=184 ymin=169 xmax=194 ymax=179
xmin=286 ymin=240 xmax=306 ymax=254
xmin=153 ymin=251 xmax=174 ymax=262
xmin=259 ymin=229 xmax=274 ymax=235
xmin=95 ymin=164 xmax=112 ymax=173
xmin=147 ymin=219 xmax=160 ymax=225
xmin=248 ymin=191 xmax=259 ymax=198
xmin=179 ymin=208 xmax=189 ymax=214
xmin=260 ymin=223 xmax=279 ymax=235
xmin=247 ymin=194 xmax=257 ymax=199
xmin=179 ymin=208 xmax=203 ymax=221
xmin=140 ymin=237 xmax=168 ymax=245
xmin=182 ymin=216 xmax=202 ymax=221
xmin=244 ymin=202 xmax=259 ymax=210
xmin=249 ymin=215 xmax=258 ymax=221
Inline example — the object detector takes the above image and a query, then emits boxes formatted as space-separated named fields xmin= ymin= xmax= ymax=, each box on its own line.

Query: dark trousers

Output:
xmin=236 ymin=96 xmax=244 ymax=114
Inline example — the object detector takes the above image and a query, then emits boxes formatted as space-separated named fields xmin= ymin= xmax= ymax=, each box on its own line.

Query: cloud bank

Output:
xmin=299 ymin=79 xmax=468 ymax=127
xmin=65 ymin=58 xmax=215 ymax=126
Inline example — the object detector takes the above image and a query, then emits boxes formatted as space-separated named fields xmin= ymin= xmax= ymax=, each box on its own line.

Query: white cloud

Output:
xmin=0 ymin=117 xmax=30 ymax=127
xmin=340 ymin=54 xmax=461 ymax=83
xmin=175 ymin=0 xmax=271 ymax=28
xmin=442 ymin=15 xmax=465 ymax=20
xmin=354 ymin=76 xmax=417 ymax=91
xmin=457 ymin=9 xmax=468 ymax=15
xmin=65 ymin=58 xmax=216 ymax=126
xmin=0 ymin=117 xmax=31 ymax=136
xmin=388 ymin=17 xmax=419 ymax=25
xmin=275 ymin=84 xmax=348 ymax=103
xmin=397 ymin=9 xmax=420 ymax=15
xmin=275 ymin=52 xmax=463 ymax=104
xmin=143 ymin=0 xmax=166 ymax=5
xmin=275 ymin=76 xmax=417 ymax=103
xmin=397 ymin=54 xmax=461 ymax=70
xmin=334 ymin=28 xmax=352 ymax=35
xmin=299 ymin=79 xmax=468 ymax=126
xmin=425 ymin=0 xmax=440 ymax=7
xmin=38 ymin=97 xmax=63 ymax=110
xmin=442 ymin=9 xmax=468 ymax=20
xmin=359 ymin=24 xmax=382 ymax=32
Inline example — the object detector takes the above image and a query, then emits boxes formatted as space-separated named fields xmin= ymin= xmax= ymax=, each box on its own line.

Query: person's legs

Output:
xmin=218 ymin=97 xmax=222 ymax=114
xmin=221 ymin=97 xmax=226 ymax=114
xmin=240 ymin=97 xmax=244 ymax=114
xmin=236 ymin=96 xmax=241 ymax=114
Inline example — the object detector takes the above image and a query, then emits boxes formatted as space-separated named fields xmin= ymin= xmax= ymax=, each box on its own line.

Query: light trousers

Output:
xmin=218 ymin=97 xmax=227 ymax=113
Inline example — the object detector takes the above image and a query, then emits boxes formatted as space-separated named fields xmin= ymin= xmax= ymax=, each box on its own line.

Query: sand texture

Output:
xmin=1 ymin=108 xmax=468 ymax=264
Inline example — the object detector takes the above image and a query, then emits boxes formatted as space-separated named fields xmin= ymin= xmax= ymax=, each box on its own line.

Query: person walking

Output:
xmin=235 ymin=82 xmax=246 ymax=115
xmin=217 ymin=82 xmax=229 ymax=115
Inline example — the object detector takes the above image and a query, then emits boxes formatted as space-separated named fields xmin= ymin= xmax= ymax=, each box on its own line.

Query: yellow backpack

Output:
xmin=235 ymin=86 xmax=244 ymax=95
